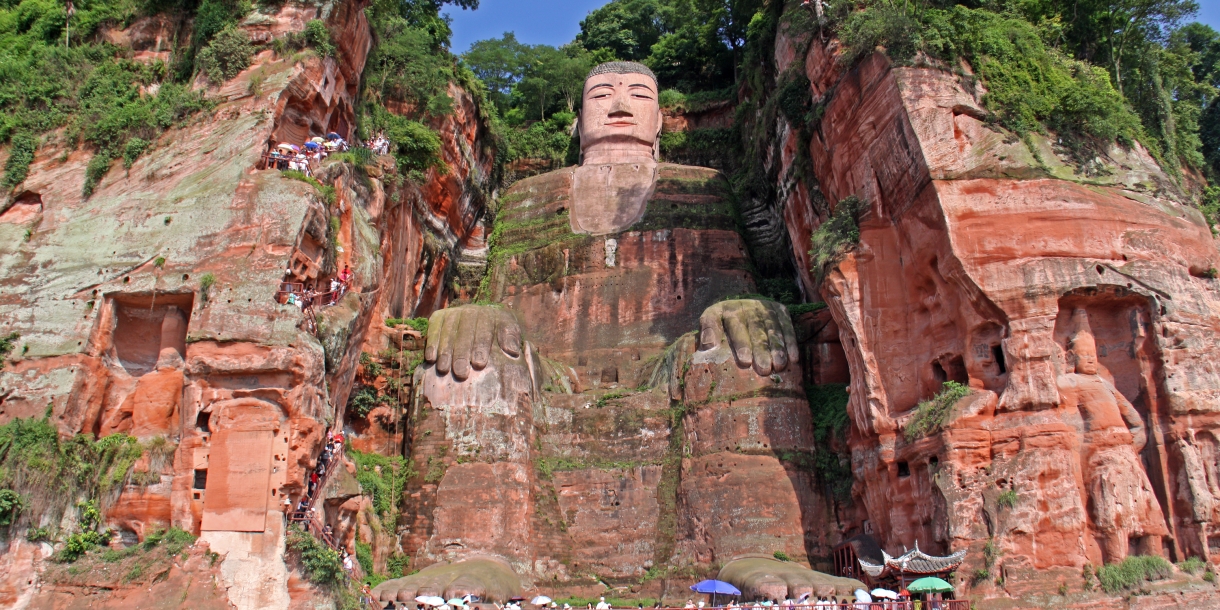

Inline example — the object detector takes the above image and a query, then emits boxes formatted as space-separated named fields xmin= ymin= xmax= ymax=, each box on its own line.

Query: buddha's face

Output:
xmin=1070 ymin=334 xmax=1099 ymax=375
xmin=579 ymin=71 xmax=662 ymax=160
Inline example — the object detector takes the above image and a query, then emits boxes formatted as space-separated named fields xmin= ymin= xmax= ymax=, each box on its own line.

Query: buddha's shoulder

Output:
xmin=497 ymin=166 xmax=578 ymax=222
xmin=498 ymin=163 xmax=730 ymax=213
xmin=653 ymin=163 xmax=732 ymax=200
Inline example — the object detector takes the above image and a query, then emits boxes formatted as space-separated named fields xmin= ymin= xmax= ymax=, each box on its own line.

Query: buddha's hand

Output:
xmin=698 ymin=299 xmax=799 ymax=376
xmin=424 ymin=305 xmax=524 ymax=381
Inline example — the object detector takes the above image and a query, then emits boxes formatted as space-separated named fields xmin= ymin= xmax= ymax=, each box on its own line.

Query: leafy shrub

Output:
xmin=349 ymin=386 xmax=384 ymax=418
xmin=197 ymin=26 xmax=254 ymax=84
xmin=807 ymin=383 xmax=852 ymax=502
xmin=773 ymin=550 xmax=792 ymax=562
xmin=2 ymin=133 xmax=37 ymax=188
xmin=287 ymin=525 xmax=344 ymax=587
xmin=1178 ymin=556 xmax=1206 ymax=575
xmin=385 ymin=317 xmax=428 ymax=333
xmin=501 ymin=112 xmax=576 ymax=164
xmin=348 ymin=447 xmax=411 ymax=520
xmin=0 ymin=489 xmax=23 ymax=526
xmin=0 ymin=332 xmax=19 ymax=371
xmin=122 ymin=138 xmax=149 ymax=169
xmin=809 ymin=195 xmax=864 ymax=280
xmin=1096 ymin=555 xmax=1173 ymax=593
xmin=82 ymin=151 xmax=115 ymax=198
xmin=903 ymin=381 xmax=972 ymax=442
xmin=305 ymin=20 xmax=336 ymax=57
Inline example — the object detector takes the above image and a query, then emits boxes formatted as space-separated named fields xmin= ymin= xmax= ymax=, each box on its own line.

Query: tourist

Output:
xmin=596 ymin=599 xmax=610 ymax=610
xmin=685 ymin=601 xmax=695 ymax=609
xmin=342 ymin=552 xmax=354 ymax=573
xmin=340 ymin=263 xmax=352 ymax=284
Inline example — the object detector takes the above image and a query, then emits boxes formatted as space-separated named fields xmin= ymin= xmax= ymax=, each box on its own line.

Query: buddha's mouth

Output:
xmin=605 ymin=121 xmax=636 ymax=127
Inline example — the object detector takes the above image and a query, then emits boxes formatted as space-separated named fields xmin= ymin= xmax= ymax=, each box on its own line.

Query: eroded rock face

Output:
xmin=771 ymin=21 xmax=1220 ymax=599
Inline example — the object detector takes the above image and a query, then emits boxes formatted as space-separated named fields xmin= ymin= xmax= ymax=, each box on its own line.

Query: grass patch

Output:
xmin=1178 ymin=556 xmax=1206 ymax=575
xmin=903 ymin=381 xmax=972 ymax=442
xmin=1096 ymin=555 xmax=1173 ymax=593
xmin=997 ymin=488 xmax=1018 ymax=509
xmin=282 ymin=170 xmax=337 ymax=206
xmin=385 ymin=317 xmax=428 ymax=333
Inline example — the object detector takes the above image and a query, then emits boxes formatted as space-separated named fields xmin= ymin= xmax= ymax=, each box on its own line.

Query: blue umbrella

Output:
xmin=304 ymin=141 xmax=320 ymax=151
xmin=327 ymin=132 xmax=342 ymax=140
xmin=691 ymin=580 xmax=740 ymax=607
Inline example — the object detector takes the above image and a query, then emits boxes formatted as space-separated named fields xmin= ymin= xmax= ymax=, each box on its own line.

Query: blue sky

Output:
xmin=445 ymin=0 xmax=1220 ymax=56
xmin=445 ymin=0 xmax=608 ymax=54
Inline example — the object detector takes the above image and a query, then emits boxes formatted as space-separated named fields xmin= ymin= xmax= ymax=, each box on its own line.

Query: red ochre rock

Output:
xmin=761 ymin=23 xmax=1220 ymax=603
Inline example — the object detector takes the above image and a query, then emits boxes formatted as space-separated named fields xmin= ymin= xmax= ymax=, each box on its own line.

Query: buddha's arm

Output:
xmin=1113 ymin=383 xmax=1147 ymax=451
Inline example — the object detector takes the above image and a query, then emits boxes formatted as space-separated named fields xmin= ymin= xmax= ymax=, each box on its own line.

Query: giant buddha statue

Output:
xmin=375 ymin=62 xmax=852 ymax=604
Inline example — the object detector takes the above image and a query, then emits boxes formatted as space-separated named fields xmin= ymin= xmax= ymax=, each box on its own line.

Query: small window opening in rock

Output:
xmin=1096 ymin=265 xmax=1105 ymax=275
xmin=931 ymin=361 xmax=947 ymax=383
xmin=193 ymin=469 xmax=208 ymax=489
xmin=196 ymin=411 xmax=211 ymax=432
xmin=992 ymin=344 xmax=1007 ymax=374
xmin=929 ymin=456 xmax=939 ymax=468
xmin=183 ymin=274 xmax=190 ymax=281
xmin=897 ymin=461 xmax=911 ymax=477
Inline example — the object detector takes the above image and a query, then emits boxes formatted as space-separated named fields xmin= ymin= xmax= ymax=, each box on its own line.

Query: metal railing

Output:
xmin=287 ymin=440 xmax=368 ymax=585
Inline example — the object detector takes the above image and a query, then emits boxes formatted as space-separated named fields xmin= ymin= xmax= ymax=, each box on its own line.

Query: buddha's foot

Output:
xmin=373 ymin=557 xmax=523 ymax=604
xmin=718 ymin=557 xmax=865 ymax=601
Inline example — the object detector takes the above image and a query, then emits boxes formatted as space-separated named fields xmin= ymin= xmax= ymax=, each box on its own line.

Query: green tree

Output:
xmin=577 ymin=0 xmax=672 ymax=61
xmin=462 ymin=32 xmax=531 ymax=111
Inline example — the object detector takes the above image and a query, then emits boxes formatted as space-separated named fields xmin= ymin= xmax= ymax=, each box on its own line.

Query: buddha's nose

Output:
xmin=608 ymin=98 xmax=633 ymax=117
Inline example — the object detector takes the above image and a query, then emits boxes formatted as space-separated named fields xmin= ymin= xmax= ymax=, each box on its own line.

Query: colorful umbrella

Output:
xmin=691 ymin=580 xmax=740 ymax=607
xmin=304 ymin=141 xmax=320 ymax=151
xmin=907 ymin=577 xmax=954 ymax=594
xmin=327 ymin=132 xmax=342 ymax=139
xmin=277 ymin=143 xmax=298 ymax=152
xmin=311 ymin=136 xmax=326 ymax=143
xmin=531 ymin=597 xmax=552 ymax=605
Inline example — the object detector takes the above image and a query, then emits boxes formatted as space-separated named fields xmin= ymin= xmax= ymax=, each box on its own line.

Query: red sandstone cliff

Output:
xmin=0 ymin=1 xmax=493 ymax=606
xmin=768 ymin=15 xmax=1220 ymax=606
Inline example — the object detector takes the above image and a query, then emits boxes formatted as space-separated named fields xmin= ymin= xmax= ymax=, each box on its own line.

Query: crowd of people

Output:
xmin=287 ymin=431 xmax=361 ymax=579
xmin=282 ymin=264 xmax=353 ymax=312
xmin=267 ymin=132 xmax=351 ymax=177
xmin=367 ymin=131 xmax=390 ymax=155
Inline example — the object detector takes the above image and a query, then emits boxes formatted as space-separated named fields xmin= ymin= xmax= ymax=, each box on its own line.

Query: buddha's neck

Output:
xmin=581 ymin=144 xmax=657 ymax=166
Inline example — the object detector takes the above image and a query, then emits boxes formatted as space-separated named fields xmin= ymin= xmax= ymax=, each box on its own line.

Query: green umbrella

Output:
xmin=907 ymin=577 xmax=954 ymax=594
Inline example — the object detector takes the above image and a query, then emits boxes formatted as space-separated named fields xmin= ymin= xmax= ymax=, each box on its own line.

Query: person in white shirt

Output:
xmin=595 ymin=598 xmax=610 ymax=610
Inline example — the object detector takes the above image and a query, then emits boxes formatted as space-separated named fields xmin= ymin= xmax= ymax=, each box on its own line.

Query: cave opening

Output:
xmin=108 ymin=292 xmax=194 ymax=376
xmin=193 ymin=469 xmax=208 ymax=490
xmin=992 ymin=344 xmax=1007 ymax=374
xmin=897 ymin=461 xmax=911 ymax=477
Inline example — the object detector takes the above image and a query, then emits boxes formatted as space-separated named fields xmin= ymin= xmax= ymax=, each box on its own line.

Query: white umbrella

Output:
xmin=853 ymin=589 xmax=872 ymax=603
xmin=531 ymin=597 xmax=552 ymax=606
xmin=448 ymin=598 xmax=468 ymax=607
xmin=416 ymin=596 xmax=446 ymax=606
xmin=870 ymin=589 xmax=898 ymax=600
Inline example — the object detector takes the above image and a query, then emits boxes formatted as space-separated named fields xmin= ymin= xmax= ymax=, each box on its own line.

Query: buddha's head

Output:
xmin=1067 ymin=308 xmax=1099 ymax=375
xmin=578 ymin=61 xmax=663 ymax=165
